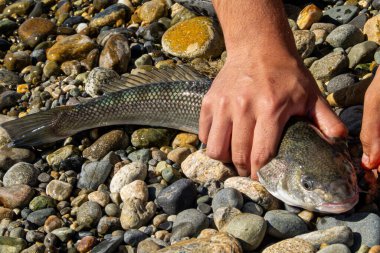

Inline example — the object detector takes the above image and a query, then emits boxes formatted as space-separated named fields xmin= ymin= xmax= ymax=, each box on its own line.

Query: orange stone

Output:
xmin=364 ymin=16 xmax=380 ymax=44
xmin=297 ymin=4 xmax=322 ymax=30
xmin=16 ymin=84 xmax=29 ymax=94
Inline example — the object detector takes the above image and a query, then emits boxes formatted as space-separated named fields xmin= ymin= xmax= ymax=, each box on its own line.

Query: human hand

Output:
xmin=199 ymin=52 xmax=347 ymax=179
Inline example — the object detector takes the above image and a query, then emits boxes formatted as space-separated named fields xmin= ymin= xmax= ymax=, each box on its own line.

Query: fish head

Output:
xmin=258 ymin=120 xmax=359 ymax=214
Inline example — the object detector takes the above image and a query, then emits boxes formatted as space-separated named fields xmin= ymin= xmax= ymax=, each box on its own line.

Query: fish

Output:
xmin=0 ymin=65 xmax=358 ymax=213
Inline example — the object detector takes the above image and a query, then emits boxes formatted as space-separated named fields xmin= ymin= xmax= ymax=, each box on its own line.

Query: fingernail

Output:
xmin=361 ymin=154 xmax=372 ymax=169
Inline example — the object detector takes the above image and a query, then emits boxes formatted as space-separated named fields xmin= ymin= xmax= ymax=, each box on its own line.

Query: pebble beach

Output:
xmin=0 ymin=0 xmax=380 ymax=252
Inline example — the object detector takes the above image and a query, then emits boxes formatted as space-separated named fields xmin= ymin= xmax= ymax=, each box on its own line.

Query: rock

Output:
xmin=0 ymin=19 xmax=18 ymax=36
xmin=162 ymin=16 xmax=225 ymax=59
xmin=310 ymin=23 xmax=337 ymax=33
xmin=316 ymin=213 xmax=380 ymax=250
xmin=47 ymin=34 xmax=97 ymax=63
xmin=97 ymin=216 xmax=121 ymax=234
xmin=0 ymin=69 xmax=22 ymax=88
xmin=296 ymin=226 xmax=353 ymax=249
xmin=171 ymin=209 xmax=209 ymax=241
xmin=326 ymin=24 xmax=364 ymax=49
xmin=264 ymin=210 xmax=309 ymax=239
xmin=370 ymin=246 xmax=380 ymax=253
xmin=317 ymin=244 xmax=351 ymax=253
xmin=157 ymin=232 xmax=242 ymax=253
xmin=128 ymin=149 xmax=151 ymax=164
xmin=85 ymin=67 xmax=120 ymax=97
xmin=0 ymin=236 xmax=27 ymax=253
xmin=0 ymin=207 xmax=13 ymax=220
xmin=89 ymin=4 xmax=130 ymax=28
xmin=296 ymin=4 xmax=322 ymax=29
xmin=123 ymin=229 xmax=148 ymax=247
xmin=61 ymin=60 xmax=81 ymax=76
xmin=46 ymin=145 xmax=79 ymax=166
xmin=77 ymin=159 xmax=113 ymax=190
xmin=77 ymin=201 xmax=103 ymax=228
xmin=349 ymin=13 xmax=368 ymax=30
xmin=309 ymin=51 xmax=349 ymax=82
xmin=99 ymin=34 xmax=131 ymax=74
xmin=326 ymin=73 xmax=356 ymax=94
xmin=29 ymin=196 xmax=55 ymax=211
xmin=323 ymin=5 xmax=358 ymax=24
xmin=172 ymin=133 xmax=198 ymax=148
xmin=131 ymin=128 xmax=171 ymax=148
xmin=46 ymin=180 xmax=73 ymax=201
xmin=167 ymin=147 xmax=191 ymax=164
xmin=76 ymin=236 xmax=97 ymax=253
xmin=211 ymin=188 xmax=243 ymax=212
xmin=221 ymin=213 xmax=266 ymax=251
xmin=364 ymin=15 xmax=380 ymax=44
xmin=83 ymin=130 xmax=128 ymax=161
xmin=18 ymin=17 xmax=55 ymax=48
xmin=173 ymin=0 xmax=216 ymax=18
xmin=293 ymin=30 xmax=315 ymax=59
xmin=0 ymin=184 xmax=34 ymax=208
xmin=3 ymin=51 xmax=31 ymax=71
xmin=348 ymin=41 xmax=378 ymax=68
xmin=120 ymin=199 xmax=156 ymax=229
xmin=91 ymin=235 xmax=123 ymax=253
xmin=156 ymin=178 xmax=197 ymax=215
xmin=44 ymin=215 xmax=62 ymax=233
xmin=262 ymin=238 xmax=314 ymax=253
xmin=181 ymin=150 xmax=236 ymax=183
xmin=109 ymin=162 xmax=147 ymax=193
xmin=88 ymin=191 xmax=110 ymax=207
xmin=51 ymin=227 xmax=73 ymax=242
xmin=224 ymin=177 xmax=280 ymax=210
xmin=242 ymin=202 xmax=264 ymax=216
xmin=120 ymin=180 xmax=148 ymax=203
xmin=138 ymin=0 xmax=167 ymax=24
xmin=27 ymin=208 xmax=55 ymax=226
xmin=136 ymin=238 xmax=164 ymax=252
xmin=2 ymin=162 xmax=39 ymax=187
xmin=2 ymin=0 xmax=33 ymax=16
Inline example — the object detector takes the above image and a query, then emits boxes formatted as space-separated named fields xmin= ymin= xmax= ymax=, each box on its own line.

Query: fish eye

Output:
xmin=301 ymin=176 xmax=314 ymax=191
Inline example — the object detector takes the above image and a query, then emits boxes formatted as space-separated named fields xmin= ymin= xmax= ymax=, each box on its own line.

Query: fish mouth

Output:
xmin=318 ymin=193 xmax=359 ymax=214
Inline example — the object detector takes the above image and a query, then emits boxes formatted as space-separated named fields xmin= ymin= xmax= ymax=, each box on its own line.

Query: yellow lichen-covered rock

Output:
xmin=172 ymin=133 xmax=199 ymax=148
xmin=297 ymin=4 xmax=322 ymax=30
xmin=162 ymin=16 xmax=225 ymax=59
xmin=47 ymin=34 xmax=97 ymax=63
xmin=364 ymin=15 xmax=380 ymax=44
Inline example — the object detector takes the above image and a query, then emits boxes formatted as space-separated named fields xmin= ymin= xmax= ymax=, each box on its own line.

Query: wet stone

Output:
xmin=18 ymin=17 xmax=56 ymax=48
xmin=4 ymin=51 xmax=31 ymax=72
xmin=99 ymin=34 xmax=131 ymax=74
xmin=76 ymin=236 xmax=97 ymax=253
xmin=2 ymin=0 xmax=34 ymax=16
xmin=131 ymin=128 xmax=171 ymax=148
xmin=0 ymin=19 xmax=18 ymax=36
xmin=89 ymin=4 xmax=130 ymax=28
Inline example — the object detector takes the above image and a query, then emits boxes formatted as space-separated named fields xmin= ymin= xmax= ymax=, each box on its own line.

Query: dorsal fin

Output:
xmin=102 ymin=65 xmax=209 ymax=93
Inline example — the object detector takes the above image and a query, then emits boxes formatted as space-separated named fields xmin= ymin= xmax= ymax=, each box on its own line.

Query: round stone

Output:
xmin=18 ymin=17 xmax=56 ymax=48
xmin=264 ymin=210 xmax=309 ymax=239
xmin=46 ymin=180 xmax=73 ymax=201
xmin=326 ymin=24 xmax=364 ymax=49
xmin=77 ymin=201 xmax=103 ymax=228
xmin=3 ymin=162 xmax=39 ymax=187
xmin=211 ymin=188 xmax=244 ymax=212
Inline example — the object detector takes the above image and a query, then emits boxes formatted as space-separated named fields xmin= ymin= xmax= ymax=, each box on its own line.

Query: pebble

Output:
xmin=123 ymin=229 xmax=148 ymax=246
xmin=109 ymin=162 xmax=147 ymax=193
xmin=157 ymin=232 xmax=242 ymax=253
xmin=99 ymin=34 xmax=131 ymax=74
xmin=88 ymin=191 xmax=110 ymax=207
xmin=181 ymin=150 xmax=236 ymax=183
xmin=349 ymin=13 xmax=368 ymax=30
xmin=120 ymin=199 xmax=156 ymax=229
xmin=27 ymin=208 xmax=55 ymax=226
xmin=137 ymin=238 xmax=164 ymax=252
xmin=326 ymin=73 xmax=356 ymax=94
xmin=83 ymin=130 xmax=129 ymax=161
xmin=91 ymin=235 xmax=123 ymax=253
xmin=0 ymin=19 xmax=18 ymax=36
xmin=211 ymin=188 xmax=243 ymax=212
xmin=2 ymin=0 xmax=34 ymax=16
xmin=326 ymin=24 xmax=364 ymax=49
xmin=25 ymin=230 xmax=44 ymax=242
xmin=46 ymin=145 xmax=79 ymax=166
xmin=0 ymin=207 xmax=14 ymax=220
xmin=364 ymin=15 xmax=380 ymax=44
xmin=167 ymin=147 xmax=191 ymax=164
xmin=0 ymin=236 xmax=27 ymax=253
xmin=162 ymin=16 xmax=225 ymax=59
xmin=323 ymin=5 xmax=358 ymax=24
xmin=2 ymin=162 xmax=39 ymax=187
xmin=85 ymin=67 xmax=120 ymax=97
xmin=131 ymin=128 xmax=171 ymax=148
xmin=46 ymin=34 xmax=97 ymax=63
xmin=171 ymin=209 xmax=209 ymax=241
xmin=51 ymin=227 xmax=73 ymax=242
xmin=317 ymin=243 xmax=351 ymax=253
xmin=316 ymin=212 xmax=380 ymax=250
xmin=213 ymin=206 xmax=241 ymax=230
xmin=29 ymin=196 xmax=55 ymax=211
xmin=262 ymin=238 xmax=314 ymax=253
xmin=347 ymin=41 xmax=378 ymax=68
xmin=138 ymin=0 xmax=167 ymax=24
xmin=128 ymin=148 xmax=151 ymax=164
xmin=77 ymin=201 xmax=103 ymax=228
xmin=224 ymin=177 xmax=280 ymax=210
xmin=264 ymin=210 xmax=309 ymax=239
xmin=156 ymin=178 xmax=197 ymax=215
xmin=297 ymin=4 xmax=322 ymax=29
xmin=76 ymin=236 xmax=97 ymax=253
xmin=0 ymin=184 xmax=34 ymax=208
xmin=18 ymin=17 xmax=56 ymax=48
xmin=44 ymin=215 xmax=62 ymax=233
xmin=89 ymin=3 xmax=130 ymax=28
xmin=309 ymin=51 xmax=349 ymax=82
xmin=293 ymin=30 xmax=315 ymax=59
xmin=0 ymin=69 xmax=22 ymax=88
xmin=46 ymin=180 xmax=73 ymax=201
xmin=296 ymin=226 xmax=353 ymax=249
xmin=370 ymin=246 xmax=380 ymax=253
xmin=4 ymin=51 xmax=31 ymax=72
xmin=120 ymin=180 xmax=148 ymax=203
xmin=0 ymin=91 xmax=21 ymax=112
xmin=97 ymin=216 xmax=121 ymax=234
xmin=242 ymin=202 xmax=264 ymax=216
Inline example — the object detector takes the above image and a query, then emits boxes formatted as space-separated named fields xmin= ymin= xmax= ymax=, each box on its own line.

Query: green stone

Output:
xmin=0 ymin=236 xmax=27 ymax=253
xmin=131 ymin=128 xmax=172 ymax=148
xmin=29 ymin=196 xmax=55 ymax=211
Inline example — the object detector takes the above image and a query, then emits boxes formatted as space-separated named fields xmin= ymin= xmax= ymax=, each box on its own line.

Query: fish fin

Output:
xmin=102 ymin=65 xmax=208 ymax=93
xmin=257 ymin=158 xmax=288 ymax=193
xmin=1 ymin=106 xmax=73 ymax=147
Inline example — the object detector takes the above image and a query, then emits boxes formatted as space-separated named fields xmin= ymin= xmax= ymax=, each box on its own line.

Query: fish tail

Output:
xmin=1 ymin=106 xmax=74 ymax=147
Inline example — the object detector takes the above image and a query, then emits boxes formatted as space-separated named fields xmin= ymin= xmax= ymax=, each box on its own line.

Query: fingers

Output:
xmin=231 ymin=114 xmax=255 ymax=177
xmin=310 ymin=96 xmax=348 ymax=139
xmin=250 ymin=117 xmax=286 ymax=180
xmin=199 ymin=99 xmax=213 ymax=144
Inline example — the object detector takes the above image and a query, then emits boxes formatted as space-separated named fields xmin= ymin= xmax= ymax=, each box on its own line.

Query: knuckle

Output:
xmin=251 ymin=149 xmax=273 ymax=167
xmin=232 ymin=151 xmax=249 ymax=168
xmin=207 ymin=148 xmax=225 ymax=160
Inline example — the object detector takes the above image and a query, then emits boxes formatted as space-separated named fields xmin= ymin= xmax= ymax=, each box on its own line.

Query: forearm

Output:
xmin=212 ymin=0 xmax=298 ymax=59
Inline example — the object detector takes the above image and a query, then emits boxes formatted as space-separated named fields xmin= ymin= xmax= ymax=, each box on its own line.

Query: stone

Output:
xmin=326 ymin=24 xmax=364 ymax=49
xmin=221 ymin=213 xmax=267 ymax=251
xmin=29 ymin=196 xmax=55 ymax=211
xmin=46 ymin=145 xmax=78 ymax=166
xmin=296 ymin=226 xmax=353 ymax=249
xmin=156 ymin=178 xmax=197 ymax=215
xmin=213 ymin=207 xmax=241 ymax=230
xmin=3 ymin=51 xmax=31 ymax=72
xmin=370 ymin=246 xmax=380 ymax=253
xmin=172 ymin=133 xmax=198 ymax=148
xmin=27 ymin=208 xmax=55 ymax=226
xmin=0 ymin=19 xmax=18 ymax=36
xmin=99 ymin=34 xmax=131 ymax=74
xmin=309 ymin=51 xmax=349 ymax=82
xmin=171 ymin=209 xmax=209 ymax=241
xmin=224 ymin=177 xmax=280 ymax=210
xmin=317 ymin=244 xmax=351 ymax=253
xmin=349 ymin=13 xmax=368 ymax=30
xmin=136 ymin=238 xmax=164 ymax=252
xmin=2 ymin=0 xmax=33 ymax=16
xmin=44 ymin=215 xmax=62 ymax=233
xmin=85 ymin=67 xmax=120 ymax=97
xmin=0 ymin=207 xmax=13 ymax=220
xmin=167 ymin=147 xmax=191 ymax=164
xmin=77 ymin=201 xmax=103 ymax=228
xmin=131 ymin=128 xmax=171 ymax=148
xmin=123 ymin=229 xmax=148 ymax=247
xmin=162 ymin=16 xmax=225 ymax=59
xmin=264 ymin=210 xmax=309 ymax=239
xmin=18 ymin=17 xmax=56 ymax=48
xmin=91 ymin=235 xmax=123 ymax=253
xmin=46 ymin=180 xmax=73 ymax=201
xmin=61 ymin=60 xmax=81 ymax=76
xmin=242 ymin=202 xmax=264 ymax=216
xmin=364 ymin=15 xmax=380 ymax=44
xmin=76 ymin=236 xmax=97 ymax=253
xmin=316 ymin=213 xmax=380 ymax=250
xmin=157 ymin=232 xmax=242 ymax=253
xmin=212 ymin=188 xmax=243 ymax=212
xmin=297 ymin=4 xmax=322 ymax=30
xmin=323 ymin=5 xmax=358 ymax=24
xmin=348 ymin=41 xmax=378 ymax=68
xmin=293 ymin=30 xmax=315 ymax=59
xmin=47 ymin=34 xmax=97 ymax=63
xmin=262 ymin=238 xmax=314 ymax=253
xmin=88 ymin=191 xmax=110 ymax=207
xmin=2 ymin=162 xmax=39 ymax=187
xmin=77 ymin=160 xmax=113 ymax=190
xmin=120 ymin=180 xmax=148 ymax=203
xmin=128 ymin=149 xmax=151 ymax=164
xmin=181 ymin=150 xmax=236 ymax=183
xmin=89 ymin=4 xmax=130 ymax=28
xmin=0 ymin=91 xmax=21 ymax=114
xmin=51 ymin=227 xmax=73 ymax=242
xmin=0 ymin=236 xmax=27 ymax=253
xmin=109 ymin=162 xmax=147 ymax=193
xmin=326 ymin=73 xmax=356 ymax=94
xmin=97 ymin=216 xmax=121 ymax=234
xmin=0 ymin=69 xmax=21 ymax=88
xmin=83 ymin=130 xmax=129 ymax=161
xmin=0 ymin=184 xmax=34 ymax=208
xmin=138 ymin=0 xmax=167 ymax=24
xmin=120 ymin=199 xmax=156 ymax=229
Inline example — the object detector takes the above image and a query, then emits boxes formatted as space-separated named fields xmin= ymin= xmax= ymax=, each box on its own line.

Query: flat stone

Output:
xmin=326 ymin=24 xmax=364 ymax=49
xmin=348 ymin=13 xmax=368 ymax=30
xmin=46 ymin=145 xmax=79 ymax=166
xmin=109 ymin=162 xmax=147 ymax=193
xmin=27 ymin=208 xmax=55 ymax=226
xmin=262 ymin=238 xmax=315 ymax=253
xmin=138 ymin=0 xmax=167 ymax=24
xmin=91 ymin=236 xmax=123 ymax=253
xmin=348 ymin=41 xmax=378 ymax=68
xmin=296 ymin=226 xmax=353 ymax=249
xmin=89 ymin=4 xmax=130 ymax=28
xmin=51 ymin=227 xmax=74 ymax=242
xmin=309 ymin=51 xmax=349 ymax=82
xmin=29 ymin=195 xmax=55 ymax=211
xmin=77 ymin=159 xmax=113 ymax=190
xmin=323 ymin=5 xmax=358 ymax=24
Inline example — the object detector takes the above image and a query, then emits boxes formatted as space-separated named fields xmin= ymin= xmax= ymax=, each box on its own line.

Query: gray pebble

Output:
xmin=211 ymin=188 xmax=244 ymax=212
xmin=317 ymin=244 xmax=351 ymax=253
xmin=264 ymin=210 xmax=309 ymax=239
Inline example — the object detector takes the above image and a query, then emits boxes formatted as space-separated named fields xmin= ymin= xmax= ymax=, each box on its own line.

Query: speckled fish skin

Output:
xmin=257 ymin=120 xmax=359 ymax=213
